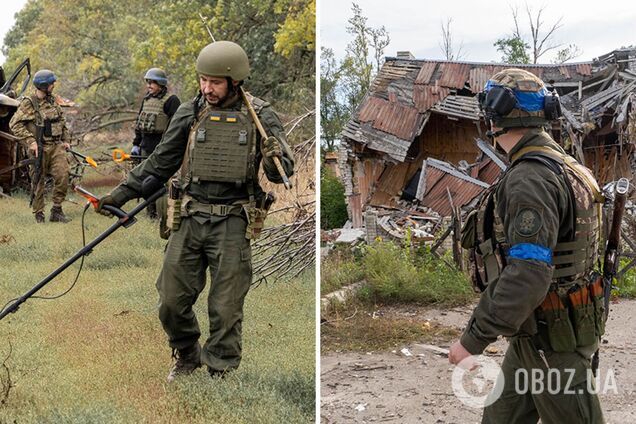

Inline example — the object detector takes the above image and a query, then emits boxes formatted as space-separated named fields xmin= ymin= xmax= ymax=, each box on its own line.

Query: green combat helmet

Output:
xmin=478 ymin=68 xmax=562 ymax=129
xmin=144 ymin=68 xmax=168 ymax=86
xmin=196 ymin=41 xmax=250 ymax=81
xmin=33 ymin=69 xmax=57 ymax=90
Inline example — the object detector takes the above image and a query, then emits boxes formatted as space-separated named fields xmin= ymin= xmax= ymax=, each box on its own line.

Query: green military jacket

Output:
xmin=9 ymin=93 xmax=71 ymax=149
xmin=460 ymin=129 xmax=578 ymax=355
xmin=111 ymin=92 xmax=294 ymax=206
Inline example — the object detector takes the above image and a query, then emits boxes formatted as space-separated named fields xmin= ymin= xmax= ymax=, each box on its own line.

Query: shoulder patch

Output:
xmin=514 ymin=206 xmax=543 ymax=237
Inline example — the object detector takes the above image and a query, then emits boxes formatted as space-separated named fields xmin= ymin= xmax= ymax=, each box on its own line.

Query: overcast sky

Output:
xmin=0 ymin=0 xmax=28 ymax=65
xmin=320 ymin=0 xmax=636 ymax=63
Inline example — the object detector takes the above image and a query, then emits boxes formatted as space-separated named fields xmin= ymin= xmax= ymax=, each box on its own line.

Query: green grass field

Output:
xmin=0 ymin=190 xmax=315 ymax=423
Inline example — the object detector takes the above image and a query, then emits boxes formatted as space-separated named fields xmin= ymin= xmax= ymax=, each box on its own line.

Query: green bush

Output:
xmin=360 ymin=240 xmax=474 ymax=306
xmin=320 ymin=168 xmax=348 ymax=230
xmin=321 ymin=247 xmax=365 ymax=295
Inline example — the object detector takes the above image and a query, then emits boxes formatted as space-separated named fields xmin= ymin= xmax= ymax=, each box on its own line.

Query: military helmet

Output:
xmin=144 ymin=68 xmax=168 ymax=86
xmin=196 ymin=41 xmax=250 ymax=81
xmin=478 ymin=68 xmax=561 ymax=129
xmin=33 ymin=69 xmax=57 ymax=90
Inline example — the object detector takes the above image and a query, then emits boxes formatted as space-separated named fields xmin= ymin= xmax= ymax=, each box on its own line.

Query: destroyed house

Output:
xmin=339 ymin=48 xmax=636 ymax=227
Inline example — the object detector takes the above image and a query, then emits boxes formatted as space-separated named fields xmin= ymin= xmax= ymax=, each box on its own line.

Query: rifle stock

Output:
xmin=593 ymin=177 xmax=629 ymax=375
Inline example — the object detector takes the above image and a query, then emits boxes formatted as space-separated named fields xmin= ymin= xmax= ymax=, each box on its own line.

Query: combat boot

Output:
xmin=49 ymin=205 xmax=71 ymax=223
xmin=35 ymin=211 xmax=45 ymax=223
xmin=167 ymin=343 xmax=201 ymax=383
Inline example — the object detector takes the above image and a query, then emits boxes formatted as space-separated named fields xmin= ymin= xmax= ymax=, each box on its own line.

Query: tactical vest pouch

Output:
xmin=460 ymin=210 xmax=478 ymax=249
xmin=478 ymin=239 xmax=501 ymax=285
xmin=43 ymin=120 xmax=53 ymax=137
xmin=567 ymin=285 xmax=597 ymax=347
xmin=244 ymin=204 xmax=268 ymax=240
xmin=539 ymin=291 xmax=577 ymax=352
xmin=589 ymin=274 xmax=606 ymax=337
xmin=163 ymin=178 xmax=183 ymax=239
xmin=190 ymin=110 xmax=253 ymax=184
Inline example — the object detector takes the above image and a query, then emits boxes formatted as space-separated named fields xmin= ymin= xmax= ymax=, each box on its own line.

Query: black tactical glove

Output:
xmin=262 ymin=136 xmax=282 ymax=158
xmin=96 ymin=194 xmax=122 ymax=217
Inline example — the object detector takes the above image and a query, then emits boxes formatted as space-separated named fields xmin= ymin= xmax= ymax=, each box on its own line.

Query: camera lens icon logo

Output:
xmin=451 ymin=355 xmax=505 ymax=408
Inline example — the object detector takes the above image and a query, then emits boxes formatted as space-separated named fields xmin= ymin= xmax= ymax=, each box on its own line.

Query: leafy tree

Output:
xmin=494 ymin=3 xmax=581 ymax=64
xmin=320 ymin=3 xmax=389 ymax=153
xmin=2 ymin=0 xmax=315 ymax=121
xmin=320 ymin=47 xmax=346 ymax=152
xmin=494 ymin=36 xmax=530 ymax=64
xmin=320 ymin=168 xmax=348 ymax=230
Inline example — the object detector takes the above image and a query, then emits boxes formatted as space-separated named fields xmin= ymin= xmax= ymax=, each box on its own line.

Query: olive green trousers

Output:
xmin=156 ymin=214 xmax=252 ymax=372
xmin=482 ymin=336 xmax=604 ymax=424
xmin=30 ymin=143 xmax=69 ymax=213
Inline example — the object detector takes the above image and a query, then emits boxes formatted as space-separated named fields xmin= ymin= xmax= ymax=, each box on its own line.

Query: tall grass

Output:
xmin=0 ymin=191 xmax=315 ymax=423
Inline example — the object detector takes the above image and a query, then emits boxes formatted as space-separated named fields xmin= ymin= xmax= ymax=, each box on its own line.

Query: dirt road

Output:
xmin=321 ymin=300 xmax=636 ymax=423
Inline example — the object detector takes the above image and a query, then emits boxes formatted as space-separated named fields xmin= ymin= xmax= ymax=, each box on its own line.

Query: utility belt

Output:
xmin=42 ymin=135 xmax=63 ymax=145
xmin=162 ymin=178 xmax=273 ymax=240
xmin=535 ymin=271 xmax=606 ymax=353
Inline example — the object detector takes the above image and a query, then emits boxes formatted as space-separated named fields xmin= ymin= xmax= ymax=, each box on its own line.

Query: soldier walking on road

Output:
xmin=132 ymin=68 xmax=180 ymax=219
xmin=449 ymin=68 xmax=606 ymax=423
xmin=9 ymin=69 xmax=72 ymax=223
xmin=97 ymin=41 xmax=294 ymax=382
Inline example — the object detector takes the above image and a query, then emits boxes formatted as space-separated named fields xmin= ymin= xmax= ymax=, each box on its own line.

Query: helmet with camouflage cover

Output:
xmin=196 ymin=41 xmax=250 ymax=81
xmin=144 ymin=68 xmax=168 ymax=86
xmin=479 ymin=68 xmax=561 ymax=129
xmin=33 ymin=69 xmax=57 ymax=90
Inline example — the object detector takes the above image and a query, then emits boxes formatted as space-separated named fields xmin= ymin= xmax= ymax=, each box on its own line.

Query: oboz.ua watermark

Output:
xmin=451 ymin=355 xmax=619 ymax=408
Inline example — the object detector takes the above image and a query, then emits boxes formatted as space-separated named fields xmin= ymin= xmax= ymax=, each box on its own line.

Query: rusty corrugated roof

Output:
xmin=358 ymin=97 xmax=420 ymax=141
xmin=438 ymin=63 xmax=472 ymax=89
xmin=415 ymin=62 xmax=437 ymax=85
xmin=413 ymin=84 xmax=450 ymax=112
xmin=416 ymin=158 xmax=489 ymax=216
xmin=343 ymin=54 xmax=608 ymax=162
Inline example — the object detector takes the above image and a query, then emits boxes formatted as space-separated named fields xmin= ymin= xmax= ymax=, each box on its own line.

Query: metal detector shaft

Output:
xmin=0 ymin=187 xmax=166 ymax=321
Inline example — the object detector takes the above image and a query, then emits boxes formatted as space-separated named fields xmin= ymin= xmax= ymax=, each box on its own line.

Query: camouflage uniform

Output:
xmin=9 ymin=94 xmax=70 ymax=215
xmin=459 ymin=69 xmax=605 ymax=423
xmin=107 ymin=91 xmax=294 ymax=374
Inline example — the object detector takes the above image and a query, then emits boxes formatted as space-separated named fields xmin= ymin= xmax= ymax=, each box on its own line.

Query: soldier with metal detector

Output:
xmin=96 ymin=41 xmax=294 ymax=382
xmin=9 ymin=69 xmax=72 ymax=223
xmin=450 ymin=68 xmax=616 ymax=423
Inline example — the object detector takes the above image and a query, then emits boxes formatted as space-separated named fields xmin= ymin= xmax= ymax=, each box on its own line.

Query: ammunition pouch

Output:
xmin=536 ymin=272 xmax=606 ymax=352
xmin=243 ymin=204 xmax=268 ymax=240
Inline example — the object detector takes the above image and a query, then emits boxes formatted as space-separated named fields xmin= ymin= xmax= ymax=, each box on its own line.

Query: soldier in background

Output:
xmin=97 ymin=41 xmax=294 ymax=382
xmin=132 ymin=68 xmax=180 ymax=218
xmin=9 ymin=69 xmax=71 ymax=223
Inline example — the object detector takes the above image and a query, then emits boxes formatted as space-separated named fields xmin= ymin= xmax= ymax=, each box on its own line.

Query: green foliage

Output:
xmin=2 ymin=0 xmax=314 ymax=117
xmin=320 ymin=3 xmax=389 ymax=152
xmin=360 ymin=241 xmax=474 ymax=306
xmin=320 ymin=47 xmax=348 ymax=152
xmin=321 ymin=245 xmax=364 ymax=295
xmin=320 ymin=168 xmax=348 ymax=230
xmin=494 ymin=36 xmax=530 ymax=64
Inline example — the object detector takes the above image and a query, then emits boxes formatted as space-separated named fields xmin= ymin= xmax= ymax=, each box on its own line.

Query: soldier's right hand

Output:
xmin=96 ymin=194 xmax=121 ymax=217
xmin=29 ymin=141 xmax=38 ymax=157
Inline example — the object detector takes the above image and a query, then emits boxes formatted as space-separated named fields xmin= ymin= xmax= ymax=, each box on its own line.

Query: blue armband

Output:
xmin=508 ymin=243 xmax=552 ymax=265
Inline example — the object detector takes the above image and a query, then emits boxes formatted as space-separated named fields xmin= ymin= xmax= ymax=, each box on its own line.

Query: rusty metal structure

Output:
xmin=339 ymin=48 xmax=636 ymax=228
xmin=0 ymin=59 xmax=31 ymax=193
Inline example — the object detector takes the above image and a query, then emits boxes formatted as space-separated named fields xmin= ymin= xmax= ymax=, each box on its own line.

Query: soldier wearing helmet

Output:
xmin=448 ymin=68 xmax=605 ymax=422
xmin=96 ymin=41 xmax=294 ymax=382
xmin=132 ymin=67 xmax=180 ymax=218
xmin=9 ymin=69 xmax=72 ymax=223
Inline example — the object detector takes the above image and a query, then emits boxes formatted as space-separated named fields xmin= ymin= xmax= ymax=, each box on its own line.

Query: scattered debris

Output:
xmin=400 ymin=348 xmax=413 ymax=357
xmin=354 ymin=403 xmax=367 ymax=412
xmin=0 ymin=235 xmax=15 ymax=245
